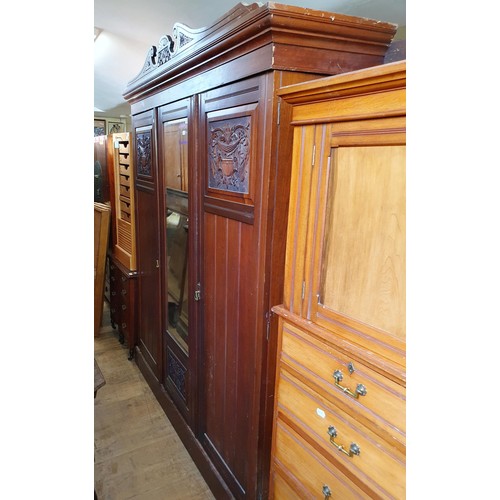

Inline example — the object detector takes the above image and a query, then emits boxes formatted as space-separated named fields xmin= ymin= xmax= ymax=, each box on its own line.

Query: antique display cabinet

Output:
xmin=123 ymin=3 xmax=397 ymax=498
xmin=269 ymin=61 xmax=406 ymax=498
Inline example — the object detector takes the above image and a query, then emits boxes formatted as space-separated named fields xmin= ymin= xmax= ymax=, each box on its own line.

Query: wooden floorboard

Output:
xmin=94 ymin=303 xmax=215 ymax=500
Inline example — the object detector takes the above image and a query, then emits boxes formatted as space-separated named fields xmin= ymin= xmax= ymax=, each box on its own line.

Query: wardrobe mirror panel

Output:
xmin=163 ymin=118 xmax=189 ymax=353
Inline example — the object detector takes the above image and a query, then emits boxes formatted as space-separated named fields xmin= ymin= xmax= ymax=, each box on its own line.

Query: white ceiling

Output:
xmin=94 ymin=0 xmax=406 ymax=118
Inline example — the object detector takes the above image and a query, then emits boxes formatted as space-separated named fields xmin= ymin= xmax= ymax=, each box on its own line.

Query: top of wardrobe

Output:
xmin=277 ymin=59 xmax=406 ymax=103
xmin=123 ymin=1 xmax=398 ymax=104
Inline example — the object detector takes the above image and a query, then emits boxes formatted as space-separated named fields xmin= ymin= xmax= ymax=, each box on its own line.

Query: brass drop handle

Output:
xmin=332 ymin=370 xmax=367 ymax=399
xmin=322 ymin=485 xmax=332 ymax=499
xmin=327 ymin=425 xmax=360 ymax=457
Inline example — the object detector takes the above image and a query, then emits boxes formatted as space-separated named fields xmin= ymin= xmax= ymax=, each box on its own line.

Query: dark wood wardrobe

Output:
xmin=123 ymin=3 xmax=397 ymax=498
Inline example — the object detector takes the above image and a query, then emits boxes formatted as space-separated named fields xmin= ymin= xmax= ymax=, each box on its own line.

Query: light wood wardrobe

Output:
xmin=269 ymin=60 xmax=406 ymax=499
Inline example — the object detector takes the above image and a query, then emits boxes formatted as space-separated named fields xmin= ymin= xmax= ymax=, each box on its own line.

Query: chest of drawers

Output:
xmin=108 ymin=255 xmax=138 ymax=360
xmin=273 ymin=317 xmax=405 ymax=499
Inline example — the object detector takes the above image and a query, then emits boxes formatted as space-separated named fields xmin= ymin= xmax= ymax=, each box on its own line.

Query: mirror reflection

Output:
xmin=163 ymin=117 xmax=189 ymax=354
xmin=166 ymin=198 xmax=188 ymax=352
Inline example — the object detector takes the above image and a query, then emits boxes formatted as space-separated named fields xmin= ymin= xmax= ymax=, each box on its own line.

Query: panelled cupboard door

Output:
xmin=284 ymin=120 xmax=406 ymax=367
xmin=199 ymin=75 xmax=267 ymax=498
xmin=133 ymin=109 xmax=163 ymax=379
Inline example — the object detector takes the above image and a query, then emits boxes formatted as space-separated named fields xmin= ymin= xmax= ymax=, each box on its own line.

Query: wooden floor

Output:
xmin=94 ymin=303 xmax=215 ymax=500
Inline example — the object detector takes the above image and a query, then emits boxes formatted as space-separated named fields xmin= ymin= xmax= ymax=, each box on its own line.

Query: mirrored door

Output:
xmin=159 ymin=100 xmax=193 ymax=423
xmin=164 ymin=118 xmax=189 ymax=353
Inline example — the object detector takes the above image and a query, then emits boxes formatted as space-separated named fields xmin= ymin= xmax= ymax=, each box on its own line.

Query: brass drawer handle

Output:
xmin=327 ymin=425 xmax=360 ymax=457
xmin=322 ymin=485 xmax=332 ymax=499
xmin=333 ymin=370 xmax=367 ymax=399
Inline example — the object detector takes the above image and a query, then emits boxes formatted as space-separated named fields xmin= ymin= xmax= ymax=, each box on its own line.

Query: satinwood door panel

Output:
xmin=284 ymin=121 xmax=406 ymax=367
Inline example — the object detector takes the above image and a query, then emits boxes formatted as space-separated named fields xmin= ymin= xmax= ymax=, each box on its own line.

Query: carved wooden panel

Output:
xmin=136 ymin=129 xmax=153 ymax=178
xmin=208 ymin=115 xmax=251 ymax=194
xmin=166 ymin=347 xmax=187 ymax=401
xmin=204 ymin=100 xmax=258 ymax=225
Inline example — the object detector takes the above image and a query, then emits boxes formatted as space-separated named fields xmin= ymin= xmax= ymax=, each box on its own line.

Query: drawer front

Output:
xmin=277 ymin=370 xmax=405 ymax=499
xmin=271 ymin=469 xmax=302 ymax=499
xmin=117 ymin=272 xmax=129 ymax=313
xmin=109 ymin=263 xmax=120 ymax=316
xmin=280 ymin=321 xmax=405 ymax=450
xmin=273 ymin=419 xmax=368 ymax=499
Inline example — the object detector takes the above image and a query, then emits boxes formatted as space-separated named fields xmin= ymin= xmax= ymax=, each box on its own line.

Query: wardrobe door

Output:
xmin=309 ymin=129 xmax=406 ymax=366
xmin=199 ymin=76 xmax=267 ymax=498
xmin=133 ymin=109 xmax=163 ymax=380
xmin=158 ymin=98 xmax=197 ymax=425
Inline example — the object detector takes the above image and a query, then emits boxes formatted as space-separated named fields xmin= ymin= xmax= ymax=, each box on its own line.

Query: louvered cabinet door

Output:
xmin=108 ymin=132 xmax=137 ymax=271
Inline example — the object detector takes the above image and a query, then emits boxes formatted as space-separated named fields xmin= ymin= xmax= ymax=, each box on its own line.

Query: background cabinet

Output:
xmin=270 ymin=61 xmax=406 ymax=498
xmin=108 ymin=256 xmax=138 ymax=359
xmin=106 ymin=132 xmax=138 ymax=357
xmin=124 ymin=3 xmax=397 ymax=498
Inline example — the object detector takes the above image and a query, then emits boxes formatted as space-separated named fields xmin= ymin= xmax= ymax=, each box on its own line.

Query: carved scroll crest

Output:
xmin=132 ymin=22 xmax=199 ymax=80
xmin=124 ymin=3 xmax=262 ymax=96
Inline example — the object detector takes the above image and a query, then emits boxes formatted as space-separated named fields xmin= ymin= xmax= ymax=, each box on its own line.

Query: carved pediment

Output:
xmin=124 ymin=2 xmax=262 ymax=93
xmin=133 ymin=22 xmax=198 ymax=81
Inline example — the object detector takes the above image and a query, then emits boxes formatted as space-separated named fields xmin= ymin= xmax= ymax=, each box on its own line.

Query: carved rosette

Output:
xmin=136 ymin=131 xmax=152 ymax=176
xmin=208 ymin=116 xmax=251 ymax=194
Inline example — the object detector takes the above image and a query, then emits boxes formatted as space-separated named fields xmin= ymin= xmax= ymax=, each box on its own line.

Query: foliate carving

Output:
xmin=147 ymin=46 xmax=157 ymax=68
xmin=157 ymin=34 xmax=175 ymax=66
xmin=167 ymin=349 xmax=186 ymax=400
xmin=136 ymin=131 xmax=152 ymax=177
xmin=157 ymin=26 xmax=195 ymax=67
xmin=208 ymin=116 xmax=251 ymax=194
xmin=178 ymin=31 xmax=194 ymax=48
xmin=134 ymin=22 xmax=198 ymax=76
